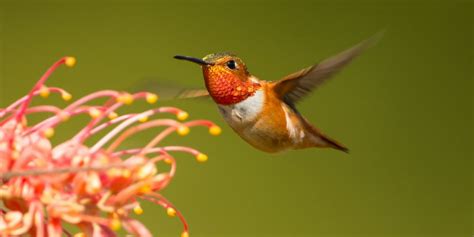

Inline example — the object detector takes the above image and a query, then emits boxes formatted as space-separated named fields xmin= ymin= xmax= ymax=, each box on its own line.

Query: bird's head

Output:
xmin=174 ymin=53 xmax=260 ymax=105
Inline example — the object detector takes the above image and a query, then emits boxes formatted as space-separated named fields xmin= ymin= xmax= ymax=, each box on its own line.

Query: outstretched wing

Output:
xmin=174 ymin=88 xmax=209 ymax=99
xmin=133 ymin=79 xmax=209 ymax=100
xmin=273 ymin=31 xmax=383 ymax=104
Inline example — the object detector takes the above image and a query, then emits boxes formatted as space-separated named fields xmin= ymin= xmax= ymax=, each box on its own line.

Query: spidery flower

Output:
xmin=0 ymin=57 xmax=221 ymax=237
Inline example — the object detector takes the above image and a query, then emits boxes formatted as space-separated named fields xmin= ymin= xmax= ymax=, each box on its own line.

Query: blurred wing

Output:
xmin=133 ymin=79 xmax=209 ymax=100
xmin=273 ymin=31 xmax=383 ymax=104
xmin=175 ymin=88 xmax=209 ymax=99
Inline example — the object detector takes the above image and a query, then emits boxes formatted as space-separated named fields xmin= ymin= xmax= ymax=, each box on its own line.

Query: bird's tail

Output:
xmin=315 ymin=131 xmax=349 ymax=153
xmin=301 ymin=118 xmax=349 ymax=153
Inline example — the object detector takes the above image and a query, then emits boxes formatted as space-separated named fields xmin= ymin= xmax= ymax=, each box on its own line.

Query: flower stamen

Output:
xmin=1 ymin=56 xmax=219 ymax=237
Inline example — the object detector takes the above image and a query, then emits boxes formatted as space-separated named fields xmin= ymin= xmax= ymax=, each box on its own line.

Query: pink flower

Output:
xmin=0 ymin=57 xmax=221 ymax=237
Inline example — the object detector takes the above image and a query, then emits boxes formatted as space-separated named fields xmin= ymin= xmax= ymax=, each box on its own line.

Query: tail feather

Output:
xmin=317 ymin=132 xmax=349 ymax=153
xmin=301 ymin=117 xmax=349 ymax=153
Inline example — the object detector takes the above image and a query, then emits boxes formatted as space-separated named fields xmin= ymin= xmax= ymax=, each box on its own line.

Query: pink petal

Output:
xmin=46 ymin=218 xmax=62 ymax=237
xmin=92 ymin=223 xmax=117 ymax=237
xmin=5 ymin=211 xmax=23 ymax=229
xmin=122 ymin=218 xmax=152 ymax=237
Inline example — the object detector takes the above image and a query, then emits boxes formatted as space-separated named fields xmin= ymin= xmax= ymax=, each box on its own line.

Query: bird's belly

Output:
xmin=217 ymin=90 xmax=298 ymax=153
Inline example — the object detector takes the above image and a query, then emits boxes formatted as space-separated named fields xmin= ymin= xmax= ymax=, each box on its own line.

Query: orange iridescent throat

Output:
xmin=203 ymin=66 xmax=261 ymax=105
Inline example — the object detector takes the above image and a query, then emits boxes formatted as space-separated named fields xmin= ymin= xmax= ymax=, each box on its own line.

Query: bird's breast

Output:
xmin=217 ymin=86 xmax=304 ymax=153
xmin=217 ymin=89 xmax=265 ymax=127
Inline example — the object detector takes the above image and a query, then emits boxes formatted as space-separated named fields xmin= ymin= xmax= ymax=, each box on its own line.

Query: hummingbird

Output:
xmin=173 ymin=33 xmax=381 ymax=153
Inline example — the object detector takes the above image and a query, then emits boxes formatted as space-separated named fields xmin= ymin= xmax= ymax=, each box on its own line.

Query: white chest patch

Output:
xmin=218 ymin=89 xmax=265 ymax=125
xmin=282 ymin=103 xmax=305 ymax=143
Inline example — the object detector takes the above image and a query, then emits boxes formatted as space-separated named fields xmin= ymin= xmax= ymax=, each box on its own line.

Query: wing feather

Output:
xmin=175 ymin=88 xmax=209 ymax=99
xmin=274 ymin=31 xmax=383 ymax=104
xmin=133 ymin=80 xmax=209 ymax=100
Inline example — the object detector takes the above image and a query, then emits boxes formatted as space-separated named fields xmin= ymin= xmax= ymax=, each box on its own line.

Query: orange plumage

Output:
xmin=202 ymin=64 xmax=260 ymax=105
xmin=174 ymin=32 xmax=382 ymax=153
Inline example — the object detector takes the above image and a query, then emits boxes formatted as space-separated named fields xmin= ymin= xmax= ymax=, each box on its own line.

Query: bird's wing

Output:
xmin=133 ymin=80 xmax=209 ymax=100
xmin=273 ymin=31 xmax=383 ymax=104
xmin=174 ymin=88 xmax=210 ymax=99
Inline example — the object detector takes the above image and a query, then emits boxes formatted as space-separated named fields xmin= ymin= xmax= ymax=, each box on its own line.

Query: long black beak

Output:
xmin=174 ymin=55 xmax=213 ymax=65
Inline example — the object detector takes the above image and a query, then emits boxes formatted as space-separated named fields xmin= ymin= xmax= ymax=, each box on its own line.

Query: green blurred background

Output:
xmin=0 ymin=0 xmax=472 ymax=236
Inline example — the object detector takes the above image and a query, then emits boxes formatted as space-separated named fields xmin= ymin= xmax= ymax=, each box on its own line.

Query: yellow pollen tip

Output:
xmin=117 ymin=93 xmax=134 ymax=105
xmin=164 ymin=157 xmax=173 ymax=164
xmin=116 ymin=208 xmax=126 ymax=216
xmin=43 ymin=128 xmax=55 ymax=138
xmin=61 ymin=92 xmax=72 ymax=101
xmin=11 ymin=151 xmax=19 ymax=160
xmin=209 ymin=125 xmax=222 ymax=136
xmin=59 ymin=112 xmax=70 ymax=122
xmin=74 ymin=233 xmax=85 ymax=237
xmin=139 ymin=185 xmax=152 ymax=194
xmin=134 ymin=205 xmax=144 ymax=215
xmin=122 ymin=169 xmax=131 ymax=178
xmin=21 ymin=118 xmax=27 ymax=127
xmin=177 ymin=125 xmax=190 ymax=136
xmin=107 ymin=168 xmax=120 ymax=177
xmin=181 ymin=231 xmax=190 ymax=237
xmin=138 ymin=115 xmax=149 ymax=123
xmin=39 ymin=86 xmax=50 ymax=98
xmin=108 ymin=112 xmax=118 ymax=120
xmin=177 ymin=111 xmax=189 ymax=121
xmin=137 ymin=163 xmax=157 ymax=179
xmin=89 ymin=108 xmax=102 ymax=118
xmin=166 ymin=207 xmax=176 ymax=217
xmin=111 ymin=212 xmax=119 ymax=219
xmin=146 ymin=93 xmax=158 ymax=104
xmin=110 ymin=218 xmax=121 ymax=231
xmin=65 ymin=57 xmax=76 ymax=67
xmin=196 ymin=153 xmax=208 ymax=163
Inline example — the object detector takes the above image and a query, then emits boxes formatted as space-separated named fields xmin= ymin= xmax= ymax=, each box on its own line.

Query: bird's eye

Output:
xmin=226 ymin=60 xmax=237 ymax=70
